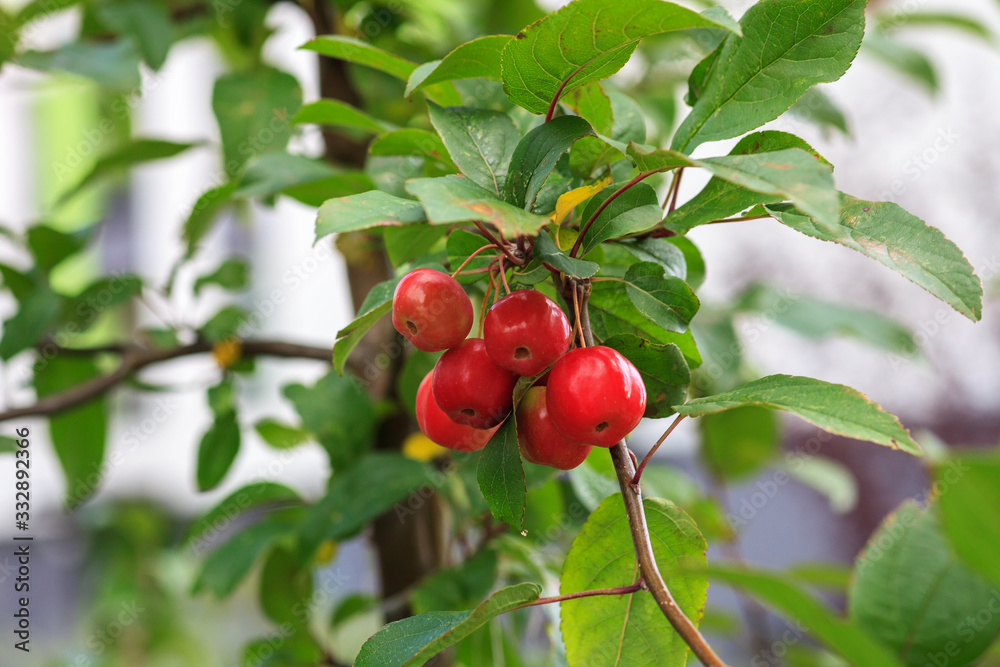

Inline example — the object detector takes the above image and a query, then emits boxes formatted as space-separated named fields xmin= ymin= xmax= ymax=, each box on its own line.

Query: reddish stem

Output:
xmin=451 ymin=243 xmax=498 ymax=278
xmin=570 ymin=168 xmax=671 ymax=257
xmin=631 ymin=414 xmax=686 ymax=486
xmin=517 ymin=582 xmax=643 ymax=609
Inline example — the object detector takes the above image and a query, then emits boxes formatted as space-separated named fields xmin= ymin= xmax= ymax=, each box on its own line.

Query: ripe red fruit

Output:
xmin=546 ymin=346 xmax=646 ymax=447
xmin=432 ymin=338 xmax=518 ymax=429
xmin=516 ymin=386 xmax=591 ymax=470
xmin=484 ymin=290 xmax=572 ymax=376
xmin=415 ymin=372 xmax=496 ymax=452
xmin=392 ymin=268 xmax=473 ymax=352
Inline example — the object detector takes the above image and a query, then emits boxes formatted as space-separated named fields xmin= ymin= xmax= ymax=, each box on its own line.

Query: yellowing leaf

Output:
xmin=314 ymin=539 xmax=339 ymax=565
xmin=212 ymin=338 xmax=242 ymax=369
xmin=550 ymin=174 xmax=612 ymax=226
xmin=403 ymin=432 xmax=448 ymax=462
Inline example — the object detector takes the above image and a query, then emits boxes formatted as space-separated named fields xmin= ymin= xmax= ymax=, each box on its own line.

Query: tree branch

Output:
xmin=0 ymin=340 xmax=331 ymax=422
xmin=571 ymin=286 xmax=728 ymax=667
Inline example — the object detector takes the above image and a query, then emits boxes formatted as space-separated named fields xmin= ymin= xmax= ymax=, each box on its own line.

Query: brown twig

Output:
xmin=474 ymin=221 xmax=523 ymax=266
xmin=571 ymin=291 xmax=727 ymax=667
xmin=517 ymin=582 xmax=644 ymax=610
xmin=631 ymin=414 xmax=686 ymax=486
xmin=0 ymin=340 xmax=330 ymax=423
xmin=667 ymin=167 xmax=685 ymax=214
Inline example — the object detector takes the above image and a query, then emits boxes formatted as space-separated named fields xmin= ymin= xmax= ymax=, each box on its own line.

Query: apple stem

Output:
xmin=661 ymin=167 xmax=685 ymax=213
xmin=497 ymin=255 xmax=512 ymax=295
xmin=517 ymin=582 xmax=643 ymax=609
xmin=451 ymin=243 xmax=499 ymax=278
xmin=571 ymin=284 xmax=585 ymax=347
xmin=631 ymin=414 xmax=686 ymax=487
xmin=479 ymin=260 xmax=499 ymax=337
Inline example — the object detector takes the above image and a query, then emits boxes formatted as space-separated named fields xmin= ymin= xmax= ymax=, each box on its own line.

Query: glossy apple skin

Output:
xmin=546 ymin=346 xmax=646 ymax=447
xmin=415 ymin=372 xmax=496 ymax=452
xmin=432 ymin=338 xmax=519 ymax=429
xmin=516 ymin=386 xmax=591 ymax=470
xmin=484 ymin=290 xmax=572 ymax=376
xmin=392 ymin=269 xmax=473 ymax=352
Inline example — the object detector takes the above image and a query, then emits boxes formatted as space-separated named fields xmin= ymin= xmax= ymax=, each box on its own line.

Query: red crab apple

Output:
xmin=516 ymin=386 xmax=591 ymax=470
xmin=392 ymin=268 xmax=473 ymax=352
xmin=546 ymin=346 xmax=646 ymax=447
xmin=484 ymin=290 xmax=573 ymax=376
xmin=415 ymin=372 xmax=496 ymax=452
xmin=432 ymin=338 xmax=518 ymax=429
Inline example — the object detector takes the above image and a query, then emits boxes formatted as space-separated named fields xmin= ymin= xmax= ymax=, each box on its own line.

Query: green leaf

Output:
xmin=355 ymin=583 xmax=541 ymax=667
xmin=672 ymin=0 xmax=865 ymax=152
xmin=386 ymin=224 xmax=448 ymax=267
xmin=764 ymin=195 xmax=983 ymax=321
xmin=933 ymin=453 xmax=1000 ymax=589
xmin=406 ymin=176 xmax=549 ymax=237
xmin=633 ymin=144 xmax=839 ymax=229
xmin=0 ymin=288 xmax=61 ymax=360
xmin=316 ymin=190 xmax=426 ymax=242
xmin=194 ymin=511 xmax=299 ymax=598
xmin=34 ymin=356 xmax=106 ymax=506
xmin=412 ymin=549 xmax=498 ymax=614
xmin=603 ymin=334 xmax=689 ymax=419
xmin=778 ymin=456 xmax=857 ymax=514
xmin=298 ymin=453 xmax=433 ymax=559
xmin=300 ymin=36 xmax=460 ymax=106
xmin=614 ymin=237 xmax=687 ymax=280
xmin=183 ymin=184 xmax=237 ymax=257
xmin=619 ymin=261 xmax=699 ymax=334
xmin=254 ymin=419 xmax=310 ymax=450
xmin=186 ymin=482 xmax=302 ymax=544
xmin=200 ymin=305 xmax=247 ymax=342
xmin=369 ymin=129 xmax=454 ymax=167
xmin=18 ymin=40 xmax=141 ymax=90
xmin=665 ymin=236 xmax=705 ymax=291
xmin=331 ymin=594 xmax=379 ymax=627
xmin=302 ymin=35 xmax=416 ymax=80
xmin=863 ymin=35 xmax=938 ymax=95
xmin=0 ymin=264 xmax=34 ymax=302
xmin=502 ymin=115 xmax=594 ymax=209
xmin=0 ymin=436 xmax=17 ymax=454
xmin=849 ymin=501 xmax=1000 ymax=667
xmin=561 ymin=495 xmax=708 ymax=667
xmin=233 ymin=152 xmax=349 ymax=201
xmin=664 ymin=131 xmax=833 ymax=233
xmin=877 ymin=11 xmax=994 ymax=42
xmin=676 ymin=374 xmax=921 ymax=455
xmin=563 ymin=82 xmax=613 ymax=135
xmin=283 ymin=370 xmax=375 ymax=470
xmin=704 ymin=565 xmax=903 ymax=667
xmin=406 ymin=35 xmax=511 ymax=96
xmin=685 ymin=40 xmax=724 ymax=106
xmin=578 ymin=182 xmax=662 ymax=255
xmin=291 ymin=99 xmax=389 ymax=134
xmin=61 ymin=275 xmax=143 ymax=331
xmin=788 ymin=87 xmax=850 ymax=136
xmin=212 ymin=68 xmax=302 ymax=173
xmin=196 ymin=411 xmax=241 ymax=492
xmin=95 ymin=0 xmax=171 ymax=69
xmin=734 ymin=283 xmax=918 ymax=356
xmin=501 ymin=0 xmax=739 ymax=114
xmin=194 ymin=259 xmax=249 ymax=295
xmin=477 ymin=417 xmax=525 ymax=530
xmin=60 ymin=139 xmax=197 ymax=202
xmin=532 ymin=231 xmax=599 ymax=279
xmin=588 ymin=279 xmax=702 ymax=368
xmin=700 ymin=405 xmax=779 ymax=479
xmin=260 ymin=545 xmax=313 ymax=627
xmin=427 ymin=104 xmax=520 ymax=196
xmin=26 ymin=225 xmax=88 ymax=271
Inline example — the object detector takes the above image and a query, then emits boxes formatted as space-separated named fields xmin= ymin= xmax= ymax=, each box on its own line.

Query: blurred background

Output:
xmin=0 ymin=0 xmax=998 ymax=664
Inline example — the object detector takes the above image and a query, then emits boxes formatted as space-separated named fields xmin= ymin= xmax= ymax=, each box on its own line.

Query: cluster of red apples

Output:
xmin=393 ymin=268 xmax=646 ymax=470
